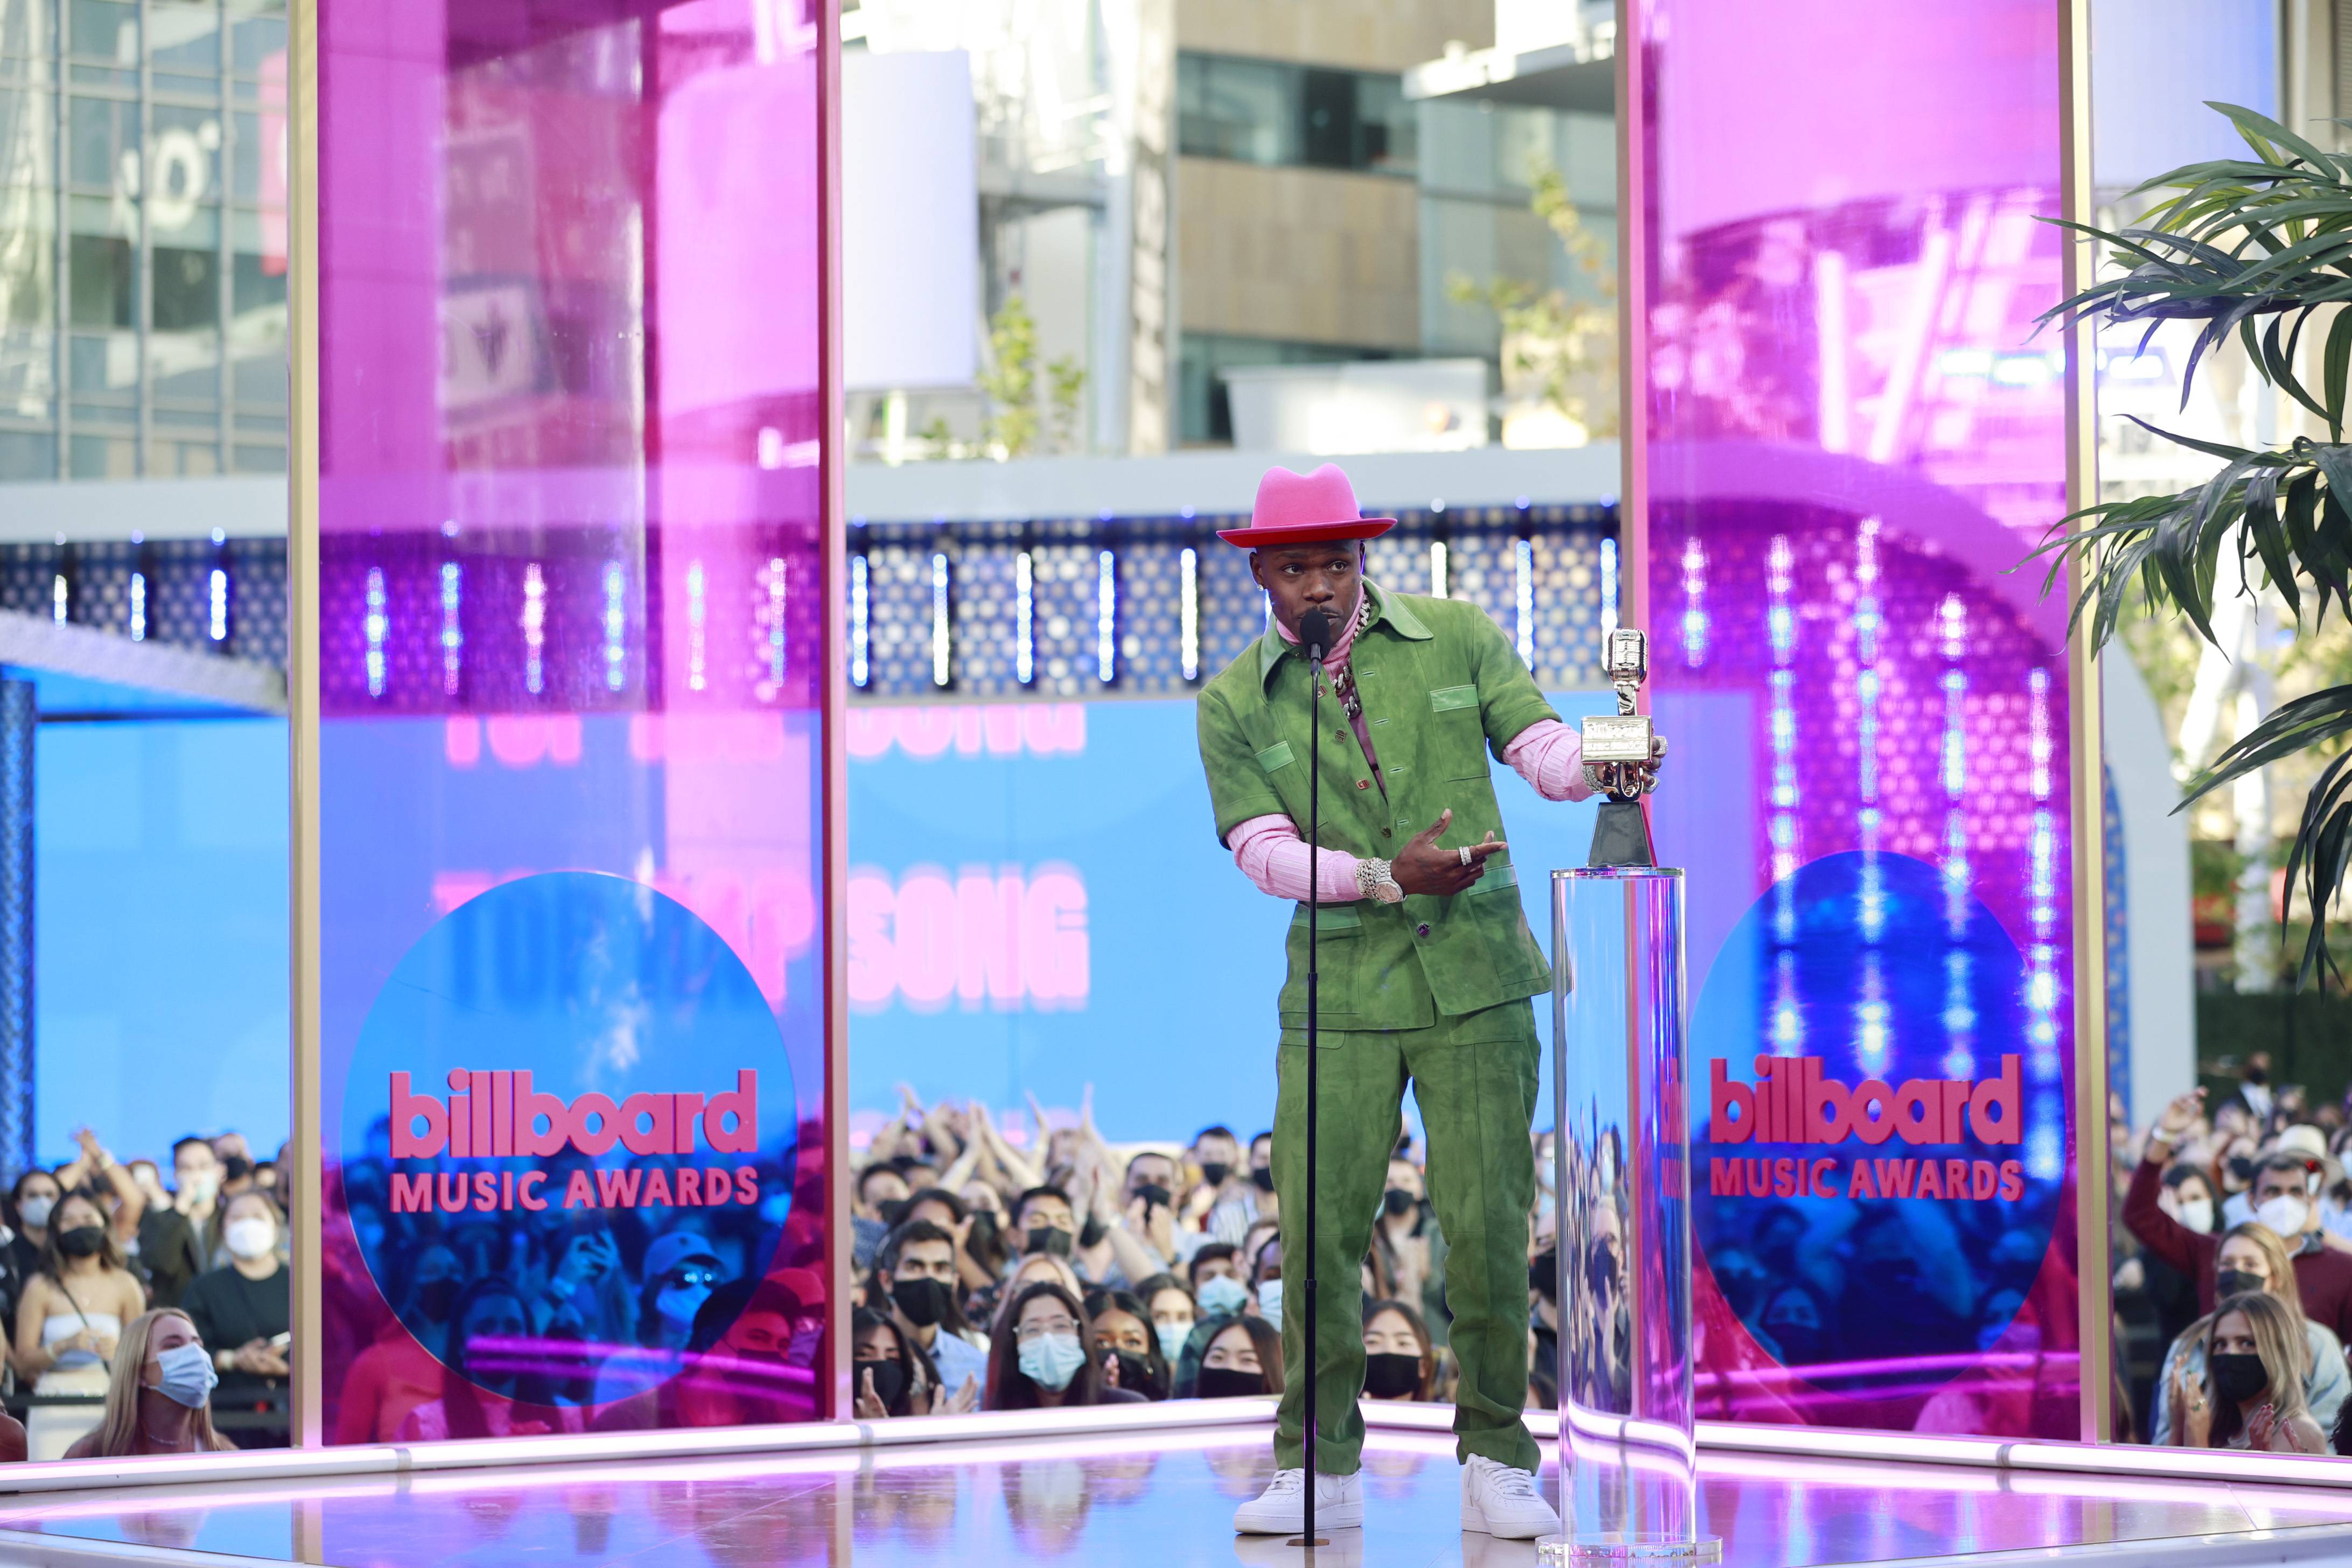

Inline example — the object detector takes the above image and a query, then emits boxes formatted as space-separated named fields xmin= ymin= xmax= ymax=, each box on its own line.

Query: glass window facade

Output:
xmin=1175 ymin=52 xmax=1416 ymax=178
xmin=1175 ymin=331 xmax=1392 ymax=446
xmin=0 ymin=0 xmax=288 ymax=483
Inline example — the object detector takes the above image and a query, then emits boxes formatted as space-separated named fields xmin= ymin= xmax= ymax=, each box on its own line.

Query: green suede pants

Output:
xmin=1271 ymin=997 xmax=1542 ymax=1475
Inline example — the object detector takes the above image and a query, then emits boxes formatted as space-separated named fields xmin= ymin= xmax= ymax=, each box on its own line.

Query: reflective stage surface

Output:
xmin=5 ymin=1426 xmax=2352 ymax=1567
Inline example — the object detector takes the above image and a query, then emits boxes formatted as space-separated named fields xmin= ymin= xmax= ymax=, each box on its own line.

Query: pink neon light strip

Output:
xmin=6 ymin=1398 xmax=2352 ymax=1506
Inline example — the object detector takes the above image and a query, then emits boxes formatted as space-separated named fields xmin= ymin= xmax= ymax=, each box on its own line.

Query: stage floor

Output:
xmin=4 ymin=1425 xmax=2352 ymax=1567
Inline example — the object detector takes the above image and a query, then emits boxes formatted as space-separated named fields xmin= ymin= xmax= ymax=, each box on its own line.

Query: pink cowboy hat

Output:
xmin=1216 ymin=463 xmax=1396 ymax=549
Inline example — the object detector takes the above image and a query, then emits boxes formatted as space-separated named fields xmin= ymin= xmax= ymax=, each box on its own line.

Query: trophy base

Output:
xmin=1537 ymin=1534 xmax=1722 ymax=1565
xmin=1587 ymin=799 xmax=1655 ymax=869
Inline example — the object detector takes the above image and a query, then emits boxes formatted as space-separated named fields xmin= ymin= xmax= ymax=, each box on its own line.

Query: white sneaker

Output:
xmin=1233 ymin=1467 xmax=1366 ymax=1534
xmin=1460 ymin=1454 xmax=1561 ymax=1539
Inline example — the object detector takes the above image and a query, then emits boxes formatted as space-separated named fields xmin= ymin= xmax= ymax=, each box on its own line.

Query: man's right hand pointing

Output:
xmin=1392 ymin=808 xmax=1508 ymax=897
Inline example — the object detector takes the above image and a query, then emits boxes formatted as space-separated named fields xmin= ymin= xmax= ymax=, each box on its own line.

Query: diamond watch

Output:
xmin=1356 ymin=856 xmax=1405 ymax=904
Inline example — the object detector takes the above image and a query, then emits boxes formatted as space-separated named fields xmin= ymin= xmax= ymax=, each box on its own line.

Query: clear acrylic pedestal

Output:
xmin=1539 ymin=867 xmax=1719 ymax=1566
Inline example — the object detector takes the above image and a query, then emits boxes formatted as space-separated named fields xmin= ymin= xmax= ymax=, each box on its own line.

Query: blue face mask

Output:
xmin=151 ymin=1342 xmax=218 ymax=1410
xmin=657 ymin=1285 xmax=711 ymax=1326
xmin=1196 ymin=1275 xmax=1248 ymax=1316
xmin=1157 ymin=1322 xmax=1192 ymax=1363
xmin=1256 ymin=1280 xmax=1284 ymax=1322
xmin=1018 ymin=1332 xmax=1087 ymax=1391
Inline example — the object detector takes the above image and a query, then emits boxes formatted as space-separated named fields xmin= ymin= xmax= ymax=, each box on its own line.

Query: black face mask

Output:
xmin=1382 ymin=1188 xmax=1416 ymax=1219
xmin=2216 ymin=1269 xmax=2265 ymax=1300
xmin=1112 ymin=1350 xmax=1164 ymax=1399
xmin=57 ymin=1226 xmax=103 ymax=1259
xmin=415 ymin=1278 xmax=459 ymax=1323
xmin=1200 ymin=1161 xmax=1231 ymax=1189
xmin=1251 ymin=1167 xmax=1276 ymax=1194
xmin=2245 ymin=1066 xmax=2270 ymax=1086
xmin=1133 ymin=1183 xmax=1171 ymax=1212
xmin=1027 ymin=1226 xmax=1074 ymax=1259
xmin=1363 ymin=1352 xmax=1422 ymax=1399
xmin=859 ymin=1357 xmax=909 ymax=1413
xmin=1077 ymin=1215 xmax=1107 ymax=1250
xmin=1197 ymin=1366 xmax=1265 ymax=1399
xmin=891 ymin=1275 xmax=954 ymax=1328
xmin=1528 ymin=1250 xmax=1559 ymax=1304
xmin=2210 ymin=1352 xmax=2270 ymax=1404
xmin=968 ymin=1213 xmax=999 ymax=1251
xmin=1586 ymin=1242 xmax=1618 ymax=1298
xmin=877 ymin=1198 xmax=908 ymax=1227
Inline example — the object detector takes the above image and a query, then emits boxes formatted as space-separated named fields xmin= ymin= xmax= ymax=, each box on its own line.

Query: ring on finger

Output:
xmin=1458 ymin=846 xmax=1473 ymax=867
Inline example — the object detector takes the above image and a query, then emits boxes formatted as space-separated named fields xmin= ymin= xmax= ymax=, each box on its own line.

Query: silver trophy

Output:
xmin=1582 ymin=628 xmax=1665 ymax=867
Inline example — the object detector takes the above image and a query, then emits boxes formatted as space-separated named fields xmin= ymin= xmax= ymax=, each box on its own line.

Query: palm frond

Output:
xmin=2032 ymin=103 xmax=2352 ymax=987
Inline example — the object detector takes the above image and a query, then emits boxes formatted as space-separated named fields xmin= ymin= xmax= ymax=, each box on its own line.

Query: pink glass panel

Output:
xmin=1637 ymin=0 xmax=2080 ymax=1438
xmin=317 ymin=1 xmax=834 ymax=1443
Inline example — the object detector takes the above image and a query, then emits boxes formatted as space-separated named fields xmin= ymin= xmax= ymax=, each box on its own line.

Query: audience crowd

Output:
xmin=843 ymin=1086 xmax=1549 ymax=1418
xmin=12 ymin=1055 xmax=2349 ymax=1464
xmin=0 ymin=1128 xmax=290 ymax=1458
xmin=2112 ymin=1052 xmax=2352 ymax=1453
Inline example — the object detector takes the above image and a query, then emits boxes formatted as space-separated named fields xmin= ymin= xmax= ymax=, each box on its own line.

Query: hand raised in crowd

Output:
xmin=2152 ymin=1088 xmax=2204 ymax=1145
xmin=2170 ymin=1359 xmax=2212 ymax=1447
xmin=941 ymin=1375 xmax=978 ymax=1415
xmin=1128 ymin=1192 xmax=1175 ymax=1258
xmin=854 ymin=1367 xmax=891 ymax=1420
xmin=551 ymin=1231 xmax=619 ymax=1294
xmin=1392 ymin=809 xmax=1507 ymax=897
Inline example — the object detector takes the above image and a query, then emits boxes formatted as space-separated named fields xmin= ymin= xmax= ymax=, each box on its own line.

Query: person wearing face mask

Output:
xmin=1373 ymin=1156 xmax=1447 ymax=1348
xmin=1010 ymin=1186 xmax=1081 ymax=1271
xmin=334 ymin=1245 xmax=461 ymax=1444
xmin=652 ymin=1280 xmax=831 ymax=1428
xmin=852 ymin=1164 xmax=912 ymax=1274
xmin=871 ymin=1219 xmax=989 ymax=1403
xmin=1179 ymin=1314 xmax=1284 ymax=1401
xmin=1361 ymin=1300 xmax=1436 ymax=1402
xmin=16 ymin=1191 xmax=144 ymax=1383
xmin=62 ymin=1309 xmax=234 ymax=1458
xmin=901 ymin=1186 xmax=996 ymax=1297
xmin=589 ymin=1230 xmax=725 ymax=1406
xmin=1184 ymin=1126 xmax=1248 ymax=1241
xmin=2150 ymin=1223 xmax=2348 ymax=1445
xmin=170 ymin=1138 xmax=227 ymax=1271
xmin=2132 ymin=1091 xmax=2352 ymax=1348
xmin=1135 ymin=1273 xmax=1199 ymax=1370
xmin=1188 ymin=1244 xmax=1250 ymax=1320
xmin=178 ymin=1192 xmax=291 ymax=1445
xmin=2173 ymin=1291 xmax=2325 ymax=1453
xmin=2130 ymin=1166 xmax=2224 ymax=1372
xmin=6 ymin=1170 xmax=60 ymax=1285
xmin=851 ymin=1308 xmax=936 ymax=1418
xmin=1083 ymin=1287 xmax=1170 ymax=1399
xmin=397 ymin=1277 xmax=583 ymax=1440
xmin=1247 ymin=1235 xmax=1286 ymax=1326
xmin=982 ymin=1282 xmax=1144 ymax=1410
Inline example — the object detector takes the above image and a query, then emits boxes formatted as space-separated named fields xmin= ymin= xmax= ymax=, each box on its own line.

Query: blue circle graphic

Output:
xmin=1688 ymin=851 xmax=2065 ymax=1381
xmin=341 ymin=871 xmax=800 ymax=1398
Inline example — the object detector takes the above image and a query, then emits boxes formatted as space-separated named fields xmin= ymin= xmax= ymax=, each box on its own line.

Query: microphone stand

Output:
xmin=1293 ymin=616 xmax=1328 ymax=1550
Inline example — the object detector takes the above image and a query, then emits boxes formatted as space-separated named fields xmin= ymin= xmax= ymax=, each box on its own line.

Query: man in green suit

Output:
xmin=1200 ymin=463 xmax=1599 ymax=1540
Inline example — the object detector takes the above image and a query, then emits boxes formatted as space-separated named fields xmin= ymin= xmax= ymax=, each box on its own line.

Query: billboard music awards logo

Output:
xmin=1704 ymin=1054 xmax=2026 ymax=1203
xmin=384 ymin=1068 xmax=766 ymax=1215
xmin=1685 ymin=850 xmax=2066 ymax=1378
xmin=341 ymin=871 xmax=803 ymax=1383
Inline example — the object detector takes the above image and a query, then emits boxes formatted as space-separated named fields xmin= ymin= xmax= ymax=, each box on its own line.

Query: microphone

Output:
xmin=1298 ymin=607 xmax=1332 ymax=661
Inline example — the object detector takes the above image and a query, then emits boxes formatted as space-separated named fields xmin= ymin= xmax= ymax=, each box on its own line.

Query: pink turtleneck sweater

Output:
xmin=1229 ymin=596 xmax=1591 ymax=903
